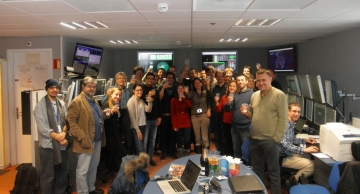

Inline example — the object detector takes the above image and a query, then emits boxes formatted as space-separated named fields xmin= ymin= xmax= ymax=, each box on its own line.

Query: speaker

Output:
xmin=351 ymin=141 xmax=360 ymax=161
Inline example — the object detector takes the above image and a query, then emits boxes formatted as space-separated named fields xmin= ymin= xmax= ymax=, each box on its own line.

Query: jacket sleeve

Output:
xmin=33 ymin=99 xmax=53 ymax=138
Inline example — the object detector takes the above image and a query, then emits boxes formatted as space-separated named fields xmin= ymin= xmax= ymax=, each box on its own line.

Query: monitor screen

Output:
xmin=286 ymin=75 xmax=301 ymax=96
xmin=268 ymin=47 xmax=296 ymax=73
xmin=137 ymin=52 xmax=173 ymax=72
xmin=324 ymin=80 xmax=338 ymax=107
xmin=298 ymin=75 xmax=313 ymax=99
xmin=313 ymin=102 xmax=326 ymax=125
xmin=288 ymin=94 xmax=298 ymax=105
xmin=309 ymin=75 xmax=325 ymax=104
xmin=305 ymin=99 xmax=314 ymax=122
xmin=326 ymin=106 xmax=337 ymax=123
xmin=72 ymin=43 xmax=103 ymax=77
xmin=202 ymin=51 xmax=237 ymax=72
xmin=298 ymin=96 xmax=305 ymax=117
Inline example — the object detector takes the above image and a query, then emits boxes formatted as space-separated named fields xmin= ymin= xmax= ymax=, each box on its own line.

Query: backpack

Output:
xmin=10 ymin=163 xmax=40 ymax=194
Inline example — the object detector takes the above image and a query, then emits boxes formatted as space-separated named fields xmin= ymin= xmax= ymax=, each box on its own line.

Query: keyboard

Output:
xmin=168 ymin=180 xmax=187 ymax=192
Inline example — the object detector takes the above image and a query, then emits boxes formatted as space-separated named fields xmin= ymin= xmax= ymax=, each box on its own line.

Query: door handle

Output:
xmin=16 ymin=107 xmax=22 ymax=119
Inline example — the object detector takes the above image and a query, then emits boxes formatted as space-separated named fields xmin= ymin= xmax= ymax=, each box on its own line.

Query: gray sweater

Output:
xmin=127 ymin=95 xmax=152 ymax=132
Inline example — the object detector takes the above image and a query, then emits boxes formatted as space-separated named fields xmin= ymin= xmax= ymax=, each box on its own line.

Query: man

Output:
xmin=128 ymin=66 xmax=145 ymax=95
xmin=159 ymin=72 xmax=178 ymax=160
xmin=224 ymin=67 xmax=234 ymax=79
xmin=200 ymin=69 xmax=207 ymax=80
xmin=247 ymin=75 xmax=256 ymax=91
xmin=204 ymin=66 xmax=217 ymax=90
xmin=210 ymin=70 xmax=227 ymax=153
xmin=33 ymin=79 xmax=69 ymax=194
xmin=241 ymin=69 xmax=288 ymax=194
xmin=178 ymin=65 xmax=197 ymax=91
xmin=141 ymin=72 xmax=161 ymax=166
xmin=269 ymin=69 xmax=283 ymax=91
xmin=224 ymin=74 xmax=253 ymax=158
xmin=168 ymin=65 xmax=177 ymax=76
xmin=66 ymin=77 xmax=105 ymax=194
xmin=280 ymin=102 xmax=318 ymax=182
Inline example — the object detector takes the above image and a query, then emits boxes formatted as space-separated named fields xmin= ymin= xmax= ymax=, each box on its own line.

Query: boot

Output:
xmin=183 ymin=149 xmax=190 ymax=156
xmin=177 ymin=148 xmax=184 ymax=158
xmin=195 ymin=145 xmax=202 ymax=154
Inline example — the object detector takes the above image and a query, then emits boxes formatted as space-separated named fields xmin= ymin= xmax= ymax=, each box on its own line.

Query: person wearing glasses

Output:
xmin=127 ymin=83 xmax=153 ymax=155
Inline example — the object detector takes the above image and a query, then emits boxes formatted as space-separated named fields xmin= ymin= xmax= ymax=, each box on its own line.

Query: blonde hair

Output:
xmin=106 ymin=87 xmax=122 ymax=114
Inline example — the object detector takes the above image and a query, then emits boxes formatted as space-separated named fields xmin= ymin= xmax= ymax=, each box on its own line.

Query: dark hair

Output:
xmin=146 ymin=72 xmax=155 ymax=79
xmin=193 ymin=78 xmax=202 ymax=85
xmin=205 ymin=66 xmax=215 ymax=73
xmin=174 ymin=84 xmax=185 ymax=98
xmin=226 ymin=80 xmax=238 ymax=96
xmin=132 ymin=83 xmax=143 ymax=91
xmin=188 ymin=68 xmax=196 ymax=73
xmin=166 ymin=72 xmax=175 ymax=78
xmin=236 ymin=74 xmax=248 ymax=81
xmin=243 ymin=66 xmax=252 ymax=73
xmin=158 ymin=68 xmax=165 ymax=73
xmin=169 ymin=65 xmax=176 ymax=70
xmin=133 ymin=66 xmax=144 ymax=74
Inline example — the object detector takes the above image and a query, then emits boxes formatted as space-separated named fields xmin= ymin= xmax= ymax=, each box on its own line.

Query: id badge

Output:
xmin=197 ymin=108 xmax=203 ymax=113
xmin=57 ymin=125 xmax=62 ymax=133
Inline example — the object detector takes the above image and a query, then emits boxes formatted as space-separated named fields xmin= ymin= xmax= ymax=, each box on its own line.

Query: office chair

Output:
xmin=279 ymin=153 xmax=299 ymax=189
xmin=289 ymin=161 xmax=343 ymax=194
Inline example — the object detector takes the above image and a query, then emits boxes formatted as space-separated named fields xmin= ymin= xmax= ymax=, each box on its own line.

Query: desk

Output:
xmin=143 ymin=154 xmax=267 ymax=194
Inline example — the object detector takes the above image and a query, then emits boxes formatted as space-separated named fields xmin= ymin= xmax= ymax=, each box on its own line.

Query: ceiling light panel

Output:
xmin=193 ymin=0 xmax=253 ymax=11
xmin=233 ymin=19 xmax=281 ymax=26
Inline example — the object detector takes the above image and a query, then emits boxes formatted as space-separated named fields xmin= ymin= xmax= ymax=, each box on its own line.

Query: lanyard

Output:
xmin=197 ymin=92 xmax=201 ymax=108
xmin=52 ymin=102 xmax=59 ymax=122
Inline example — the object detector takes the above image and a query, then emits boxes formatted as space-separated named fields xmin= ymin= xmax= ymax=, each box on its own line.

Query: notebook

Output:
xmin=157 ymin=159 xmax=201 ymax=194
xmin=228 ymin=175 xmax=265 ymax=193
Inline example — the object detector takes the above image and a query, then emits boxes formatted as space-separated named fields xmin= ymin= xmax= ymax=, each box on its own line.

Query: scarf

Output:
xmin=45 ymin=96 xmax=66 ymax=166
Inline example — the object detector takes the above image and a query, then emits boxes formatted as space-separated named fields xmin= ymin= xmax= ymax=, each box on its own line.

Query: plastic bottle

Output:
xmin=219 ymin=156 xmax=229 ymax=175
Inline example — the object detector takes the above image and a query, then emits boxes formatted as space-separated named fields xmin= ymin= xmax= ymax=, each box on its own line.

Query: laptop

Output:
xmin=294 ymin=117 xmax=307 ymax=133
xmin=228 ymin=175 xmax=265 ymax=193
xmin=157 ymin=159 xmax=201 ymax=194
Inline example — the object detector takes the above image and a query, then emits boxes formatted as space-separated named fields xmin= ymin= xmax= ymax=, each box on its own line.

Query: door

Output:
xmin=7 ymin=49 xmax=52 ymax=165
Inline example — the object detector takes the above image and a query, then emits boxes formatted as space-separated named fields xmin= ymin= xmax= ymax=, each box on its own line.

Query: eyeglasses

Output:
xmin=134 ymin=89 xmax=143 ymax=92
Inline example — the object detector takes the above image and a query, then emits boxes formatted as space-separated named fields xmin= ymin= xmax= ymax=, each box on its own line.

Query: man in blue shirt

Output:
xmin=280 ymin=102 xmax=319 ymax=182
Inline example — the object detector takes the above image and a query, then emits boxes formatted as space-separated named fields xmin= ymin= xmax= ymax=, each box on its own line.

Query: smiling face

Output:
xmin=177 ymin=85 xmax=184 ymax=95
xmin=288 ymin=104 xmax=301 ymax=123
xmin=194 ymin=79 xmax=203 ymax=90
xmin=82 ymin=83 xmax=96 ymax=97
xmin=111 ymin=89 xmax=121 ymax=103
xmin=236 ymin=75 xmax=248 ymax=90
xmin=47 ymin=86 xmax=59 ymax=99
xmin=243 ymin=68 xmax=251 ymax=77
xmin=115 ymin=75 xmax=126 ymax=87
xmin=145 ymin=74 xmax=154 ymax=87
xmin=227 ymin=81 xmax=238 ymax=94
xmin=256 ymin=72 xmax=272 ymax=92
xmin=133 ymin=86 xmax=143 ymax=98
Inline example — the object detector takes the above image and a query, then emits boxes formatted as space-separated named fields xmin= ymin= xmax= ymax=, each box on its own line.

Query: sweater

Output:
xmin=250 ymin=87 xmax=288 ymax=143
xmin=170 ymin=98 xmax=192 ymax=129
xmin=215 ymin=95 xmax=233 ymax=124
xmin=127 ymin=95 xmax=152 ymax=132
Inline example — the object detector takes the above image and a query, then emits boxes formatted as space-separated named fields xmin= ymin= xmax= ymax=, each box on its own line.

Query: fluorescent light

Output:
xmin=242 ymin=38 xmax=248 ymax=42
xmin=235 ymin=38 xmax=240 ymax=42
xmin=132 ymin=40 xmax=138 ymax=44
xmin=60 ymin=22 xmax=76 ymax=29
xmin=234 ymin=19 xmax=243 ymax=26
xmin=270 ymin=19 xmax=281 ymax=26
xmin=227 ymin=38 xmax=232 ymax=42
xmin=246 ymin=19 xmax=256 ymax=26
xmin=84 ymin=22 xmax=98 ymax=28
xmin=219 ymin=39 xmax=224 ymax=42
xmin=110 ymin=40 xmax=116 ymax=44
xmin=258 ymin=19 xmax=268 ymax=26
xmin=117 ymin=40 xmax=123 ymax=44
xmin=96 ymin=21 xmax=108 ymax=28
xmin=124 ymin=40 xmax=131 ymax=44
xmin=72 ymin=22 xmax=87 ymax=29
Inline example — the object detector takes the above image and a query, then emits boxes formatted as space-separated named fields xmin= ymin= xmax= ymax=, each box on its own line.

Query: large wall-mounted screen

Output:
xmin=268 ymin=47 xmax=296 ymax=73
xmin=137 ymin=52 xmax=173 ymax=72
xmin=72 ymin=43 xmax=103 ymax=77
xmin=202 ymin=51 xmax=237 ymax=72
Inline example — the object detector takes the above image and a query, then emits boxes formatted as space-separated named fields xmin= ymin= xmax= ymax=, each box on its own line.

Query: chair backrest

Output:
xmin=351 ymin=141 xmax=360 ymax=161
xmin=328 ymin=161 xmax=343 ymax=193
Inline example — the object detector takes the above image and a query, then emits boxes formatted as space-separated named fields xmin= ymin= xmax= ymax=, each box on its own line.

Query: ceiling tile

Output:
xmin=248 ymin=0 xmax=316 ymax=10
xmin=3 ymin=1 xmax=82 ymax=14
xmin=63 ymin=0 xmax=135 ymax=12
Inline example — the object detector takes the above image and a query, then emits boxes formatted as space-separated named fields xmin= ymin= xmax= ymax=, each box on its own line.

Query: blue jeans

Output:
xmin=131 ymin=125 xmax=146 ymax=155
xmin=176 ymin=128 xmax=191 ymax=150
xmin=231 ymin=125 xmax=250 ymax=158
xmin=250 ymin=139 xmax=280 ymax=194
xmin=144 ymin=119 xmax=158 ymax=158
xmin=76 ymin=141 xmax=101 ymax=194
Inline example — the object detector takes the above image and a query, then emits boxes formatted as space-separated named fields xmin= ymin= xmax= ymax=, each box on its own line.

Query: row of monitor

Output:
xmin=286 ymin=74 xmax=338 ymax=108
xmin=288 ymin=94 xmax=337 ymax=127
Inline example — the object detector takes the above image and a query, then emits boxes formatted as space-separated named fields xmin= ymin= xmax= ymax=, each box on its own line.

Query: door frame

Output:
xmin=3 ymin=48 xmax=52 ymax=165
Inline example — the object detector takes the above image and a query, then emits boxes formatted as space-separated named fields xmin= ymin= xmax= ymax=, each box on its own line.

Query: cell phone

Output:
xmin=185 ymin=59 xmax=190 ymax=67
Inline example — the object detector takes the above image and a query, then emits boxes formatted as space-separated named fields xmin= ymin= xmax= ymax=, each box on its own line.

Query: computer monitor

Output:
xmin=286 ymin=75 xmax=301 ymax=96
xmin=298 ymin=75 xmax=313 ymax=99
xmin=326 ymin=106 xmax=337 ymax=123
xmin=324 ymin=80 xmax=338 ymax=108
xmin=138 ymin=51 xmax=174 ymax=72
xmin=64 ymin=81 xmax=76 ymax=108
xmin=313 ymin=102 xmax=326 ymax=126
xmin=202 ymin=51 xmax=237 ymax=72
xmin=305 ymin=99 xmax=314 ymax=122
xmin=268 ymin=47 xmax=296 ymax=73
xmin=72 ymin=43 xmax=103 ymax=77
xmin=287 ymin=94 xmax=298 ymax=105
xmin=74 ymin=78 xmax=106 ymax=98
xmin=298 ymin=96 xmax=305 ymax=117
xmin=309 ymin=75 xmax=326 ymax=104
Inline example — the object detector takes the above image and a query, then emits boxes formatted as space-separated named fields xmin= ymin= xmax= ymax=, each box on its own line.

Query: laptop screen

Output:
xmin=180 ymin=159 xmax=201 ymax=190
xmin=294 ymin=118 xmax=306 ymax=133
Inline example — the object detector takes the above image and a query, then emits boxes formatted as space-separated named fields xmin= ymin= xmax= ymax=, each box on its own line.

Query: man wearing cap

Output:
xmin=33 ymin=79 xmax=69 ymax=194
xmin=66 ymin=77 xmax=106 ymax=194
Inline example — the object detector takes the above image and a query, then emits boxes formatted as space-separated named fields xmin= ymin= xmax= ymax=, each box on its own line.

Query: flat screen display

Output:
xmin=137 ymin=52 xmax=173 ymax=72
xmin=268 ymin=47 xmax=296 ymax=73
xmin=305 ymin=99 xmax=314 ymax=122
xmin=313 ymin=102 xmax=326 ymax=125
xmin=286 ymin=75 xmax=301 ymax=96
xmin=72 ymin=43 xmax=103 ymax=77
xmin=324 ymin=80 xmax=338 ymax=107
xmin=202 ymin=51 xmax=237 ymax=72
xmin=308 ymin=75 xmax=326 ymax=104
xmin=326 ymin=106 xmax=337 ymax=123
xmin=298 ymin=75 xmax=313 ymax=99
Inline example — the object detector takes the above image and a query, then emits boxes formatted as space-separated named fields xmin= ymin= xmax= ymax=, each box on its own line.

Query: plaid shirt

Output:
xmin=280 ymin=121 xmax=306 ymax=156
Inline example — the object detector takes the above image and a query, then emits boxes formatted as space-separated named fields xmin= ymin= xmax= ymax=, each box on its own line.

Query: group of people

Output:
xmin=33 ymin=63 xmax=319 ymax=194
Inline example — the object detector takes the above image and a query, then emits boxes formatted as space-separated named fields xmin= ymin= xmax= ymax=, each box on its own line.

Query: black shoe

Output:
xmin=170 ymin=153 xmax=179 ymax=159
xmin=149 ymin=159 xmax=157 ymax=166
xmin=89 ymin=189 xmax=104 ymax=194
xmin=160 ymin=153 xmax=166 ymax=161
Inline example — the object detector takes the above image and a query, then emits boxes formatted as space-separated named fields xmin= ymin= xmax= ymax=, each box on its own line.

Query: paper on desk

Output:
xmin=312 ymin=152 xmax=330 ymax=158
xmin=296 ymin=133 xmax=309 ymax=139
xmin=308 ymin=135 xmax=319 ymax=139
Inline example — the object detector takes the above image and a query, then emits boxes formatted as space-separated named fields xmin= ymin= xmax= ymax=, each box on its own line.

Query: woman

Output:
xmin=127 ymin=83 xmax=153 ymax=155
xmin=171 ymin=84 xmax=192 ymax=158
xmin=187 ymin=78 xmax=211 ymax=154
xmin=102 ymin=87 xmax=127 ymax=172
xmin=215 ymin=80 xmax=238 ymax=156
xmin=243 ymin=66 xmax=252 ymax=77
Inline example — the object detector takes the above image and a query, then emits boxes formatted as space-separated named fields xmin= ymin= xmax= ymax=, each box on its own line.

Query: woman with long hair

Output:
xmin=171 ymin=84 xmax=192 ymax=157
xmin=187 ymin=78 xmax=211 ymax=153
xmin=215 ymin=80 xmax=238 ymax=156
xmin=243 ymin=66 xmax=252 ymax=78
xmin=127 ymin=83 xmax=153 ymax=154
